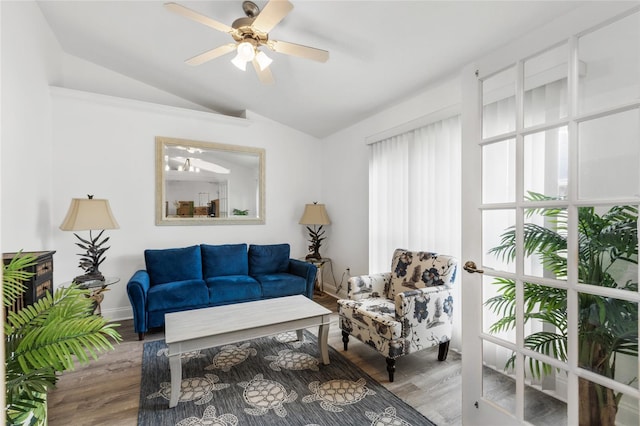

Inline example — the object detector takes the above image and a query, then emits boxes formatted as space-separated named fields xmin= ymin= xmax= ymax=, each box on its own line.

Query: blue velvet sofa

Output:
xmin=126 ymin=243 xmax=317 ymax=339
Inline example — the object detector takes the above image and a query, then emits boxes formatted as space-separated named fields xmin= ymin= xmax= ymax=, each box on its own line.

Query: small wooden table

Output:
xmin=164 ymin=295 xmax=332 ymax=408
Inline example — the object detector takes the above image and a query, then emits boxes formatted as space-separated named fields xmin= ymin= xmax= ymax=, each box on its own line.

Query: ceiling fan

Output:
xmin=165 ymin=0 xmax=329 ymax=84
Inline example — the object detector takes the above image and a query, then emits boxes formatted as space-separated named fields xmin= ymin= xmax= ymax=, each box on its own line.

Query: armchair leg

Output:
xmin=386 ymin=358 xmax=396 ymax=382
xmin=138 ymin=332 xmax=145 ymax=341
xmin=342 ymin=331 xmax=349 ymax=351
xmin=438 ymin=340 xmax=450 ymax=361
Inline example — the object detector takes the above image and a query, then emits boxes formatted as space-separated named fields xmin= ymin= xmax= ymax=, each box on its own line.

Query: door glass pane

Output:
xmin=617 ymin=393 xmax=640 ymax=426
xmin=483 ymin=139 xmax=516 ymax=204
xmin=483 ymin=340 xmax=516 ymax=415
xmin=483 ymin=67 xmax=516 ymax=139
xmin=578 ymin=378 xmax=639 ymax=426
xmin=578 ymin=294 xmax=638 ymax=389
xmin=483 ymin=209 xmax=516 ymax=273
xmin=577 ymin=204 xmax=638 ymax=290
xmin=524 ymin=127 xmax=568 ymax=201
xmin=523 ymin=360 xmax=568 ymax=425
xmin=524 ymin=44 xmax=569 ymax=128
xmin=483 ymin=341 xmax=570 ymax=425
xmin=578 ymin=11 xmax=640 ymax=114
xmin=523 ymin=284 xmax=567 ymax=362
xmin=523 ymin=208 xmax=568 ymax=280
xmin=578 ymin=109 xmax=640 ymax=200
xmin=483 ymin=275 xmax=516 ymax=343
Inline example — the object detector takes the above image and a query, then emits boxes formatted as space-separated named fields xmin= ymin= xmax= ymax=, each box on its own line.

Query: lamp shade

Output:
xmin=299 ymin=203 xmax=330 ymax=225
xmin=59 ymin=198 xmax=120 ymax=231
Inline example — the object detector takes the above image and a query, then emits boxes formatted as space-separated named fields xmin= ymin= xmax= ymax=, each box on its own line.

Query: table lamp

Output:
xmin=60 ymin=195 xmax=119 ymax=283
xmin=299 ymin=202 xmax=330 ymax=260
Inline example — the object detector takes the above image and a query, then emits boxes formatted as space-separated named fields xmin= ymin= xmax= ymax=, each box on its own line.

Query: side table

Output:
xmin=61 ymin=276 xmax=120 ymax=316
xmin=302 ymin=258 xmax=332 ymax=293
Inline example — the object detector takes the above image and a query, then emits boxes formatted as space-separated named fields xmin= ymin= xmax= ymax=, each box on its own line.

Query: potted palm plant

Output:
xmin=485 ymin=192 xmax=638 ymax=426
xmin=4 ymin=251 xmax=121 ymax=425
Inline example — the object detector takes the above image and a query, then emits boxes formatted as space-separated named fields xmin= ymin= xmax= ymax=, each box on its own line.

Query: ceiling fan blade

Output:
xmin=185 ymin=44 xmax=237 ymax=66
xmin=252 ymin=0 xmax=293 ymax=33
xmin=269 ymin=40 xmax=329 ymax=63
xmin=164 ymin=2 xmax=234 ymax=34
xmin=252 ymin=59 xmax=275 ymax=85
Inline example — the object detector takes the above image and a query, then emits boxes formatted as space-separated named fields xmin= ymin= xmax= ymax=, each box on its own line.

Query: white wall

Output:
xmin=60 ymin=52 xmax=214 ymax=113
xmin=1 ymin=1 xmax=63 ymax=251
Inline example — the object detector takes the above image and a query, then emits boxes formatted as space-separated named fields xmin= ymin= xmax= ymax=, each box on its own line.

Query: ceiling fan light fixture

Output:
xmin=232 ymin=41 xmax=256 ymax=71
xmin=237 ymin=41 xmax=256 ymax=61
xmin=255 ymin=50 xmax=273 ymax=71
xmin=231 ymin=53 xmax=248 ymax=71
xmin=167 ymin=0 xmax=329 ymax=84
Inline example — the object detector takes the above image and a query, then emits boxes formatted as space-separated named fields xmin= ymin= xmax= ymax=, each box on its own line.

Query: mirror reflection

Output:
xmin=156 ymin=137 xmax=265 ymax=225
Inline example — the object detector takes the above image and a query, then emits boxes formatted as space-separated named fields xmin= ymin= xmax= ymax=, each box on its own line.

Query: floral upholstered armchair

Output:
xmin=337 ymin=249 xmax=458 ymax=382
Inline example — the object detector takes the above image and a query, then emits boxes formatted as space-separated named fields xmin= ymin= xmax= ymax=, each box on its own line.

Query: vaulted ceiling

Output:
xmin=37 ymin=1 xmax=589 ymax=138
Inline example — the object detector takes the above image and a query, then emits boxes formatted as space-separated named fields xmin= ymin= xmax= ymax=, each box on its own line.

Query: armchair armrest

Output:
xmin=126 ymin=270 xmax=151 ymax=334
xmin=393 ymin=286 xmax=455 ymax=352
xmin=347 ymin=272 xmax=391 ymax=300
xmin=288 ymin=259 xmax=317 ymax=299
xmin=395 ymin=285 xmax=454 ymax=323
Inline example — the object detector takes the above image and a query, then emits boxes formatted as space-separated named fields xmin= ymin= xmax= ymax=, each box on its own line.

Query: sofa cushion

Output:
xmin=145 ymin=245 xmax=203 ymax=286
xmin=201 ymin=244 xmax=248 ymax=278
xmin=206 ymin=276 xmax=261 ymax=305
xmin=248 ymin=244 xmax=290 ymax=275
xmin=253 ymin=273 xmax=306 ymax=298
xmin=147 ymin=278 xmax=208 ymax=312
xmin=388 ymin=249 xmax=455 ymax=300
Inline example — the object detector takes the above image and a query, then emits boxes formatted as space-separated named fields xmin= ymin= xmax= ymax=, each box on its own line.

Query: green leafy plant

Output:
xmin=485 ymin=192 xmax=638 ymax=426
xmin=4 ymin=251 xmax=122 ymax=425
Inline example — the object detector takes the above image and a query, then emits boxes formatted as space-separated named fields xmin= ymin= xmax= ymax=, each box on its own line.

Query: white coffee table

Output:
xmin=164 ymin=295 xmax=332 ymax=408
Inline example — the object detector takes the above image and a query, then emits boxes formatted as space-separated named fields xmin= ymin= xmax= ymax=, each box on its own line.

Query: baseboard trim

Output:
xmin=101 ymin=306 xmax=133 ymax=322
xmin=320 ymin=282 xmax=347 ymax=299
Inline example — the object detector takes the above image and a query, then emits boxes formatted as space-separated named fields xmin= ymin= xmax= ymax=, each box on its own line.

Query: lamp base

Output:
xmin=71 ymin=229 xmax=111 ymax=285
xmin=306 ymin=252 xmax=322 ymax=261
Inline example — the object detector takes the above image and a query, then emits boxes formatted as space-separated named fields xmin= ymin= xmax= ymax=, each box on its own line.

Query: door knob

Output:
xmin=463 ymin=261 xmax=484 ymax=274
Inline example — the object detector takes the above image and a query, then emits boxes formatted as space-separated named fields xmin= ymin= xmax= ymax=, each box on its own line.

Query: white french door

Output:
xmin=462 ymin=4 xmax=640 ymax=425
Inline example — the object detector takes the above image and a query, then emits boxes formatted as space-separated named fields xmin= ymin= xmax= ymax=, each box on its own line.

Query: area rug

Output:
xmin=138 ymin=330 xmax=437 ymax=425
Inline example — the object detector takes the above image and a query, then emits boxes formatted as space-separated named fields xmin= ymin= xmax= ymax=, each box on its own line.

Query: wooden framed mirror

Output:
xmin=156 ymin=136 xmax=265 ymax=225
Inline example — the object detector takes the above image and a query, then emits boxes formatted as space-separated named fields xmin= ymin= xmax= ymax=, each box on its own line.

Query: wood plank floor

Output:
xmin=47 ymin=293 xmax=464 ymax=425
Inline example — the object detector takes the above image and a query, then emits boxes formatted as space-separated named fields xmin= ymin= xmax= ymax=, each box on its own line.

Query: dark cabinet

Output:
xmin=3 ymin=250 xmax=55 ymax=313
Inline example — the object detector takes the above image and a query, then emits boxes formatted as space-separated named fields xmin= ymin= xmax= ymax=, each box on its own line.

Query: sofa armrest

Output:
xmin=126 ymin=270 xmax=151 ymax=334
xmin=347 ymin=272 xmax=391 ymax=300
xmin=288 ymin=259 xmax=317 ymax=299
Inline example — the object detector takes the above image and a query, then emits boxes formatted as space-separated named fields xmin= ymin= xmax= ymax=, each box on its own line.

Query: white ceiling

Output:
xmin=37 ymin=1 xmax=589 ymax=138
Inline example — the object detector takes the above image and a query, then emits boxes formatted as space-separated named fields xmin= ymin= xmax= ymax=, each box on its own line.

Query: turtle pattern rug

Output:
xmin=138 ymin=330 xmax=437 ymax=425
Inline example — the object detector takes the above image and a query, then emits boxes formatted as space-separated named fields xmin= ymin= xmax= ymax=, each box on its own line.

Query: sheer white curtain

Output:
xmin=369 ymin=134 xmax=410 ymax=273
xmin=369 ymin=114 xmax=462 ymax=345
xmin=369 ymin=114 xmax=461 ymax=272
